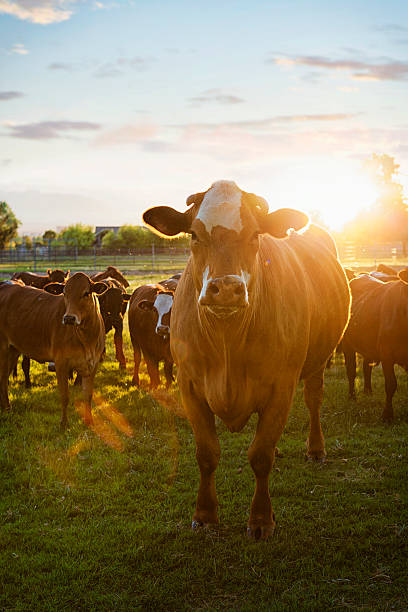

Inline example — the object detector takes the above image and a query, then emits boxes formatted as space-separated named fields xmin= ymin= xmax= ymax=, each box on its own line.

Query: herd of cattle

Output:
xmin=0 ymin=180 xmax=407 ymax=539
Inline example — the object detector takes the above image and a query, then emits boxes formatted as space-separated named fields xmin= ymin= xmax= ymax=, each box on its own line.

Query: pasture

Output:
xmin=1 ymin=272 xmax=407 ymax=611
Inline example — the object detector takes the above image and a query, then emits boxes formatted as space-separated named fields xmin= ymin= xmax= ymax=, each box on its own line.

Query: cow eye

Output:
xmin=190 ymin=231 xmax=198 ymax=241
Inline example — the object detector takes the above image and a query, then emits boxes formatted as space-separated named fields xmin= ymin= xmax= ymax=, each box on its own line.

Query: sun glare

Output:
xmin=283 ymin=162 xmax=378 ymax=231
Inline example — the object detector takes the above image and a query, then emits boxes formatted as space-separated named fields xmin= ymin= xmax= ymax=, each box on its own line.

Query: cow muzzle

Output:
xmin=156 ymin=324 xmax=170 ymax=339
xmin=199 ymin=274 xmax=249 ymax=314
xmin=62 ymin=314 xmax=80 ymax=326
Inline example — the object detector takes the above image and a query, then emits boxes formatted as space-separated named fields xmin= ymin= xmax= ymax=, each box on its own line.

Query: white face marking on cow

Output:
xmin=153 ymin=293 xmax=173 ymax=332
xmin=196 ymin=180 xmax=243 ymax=234
xmin=198 ymin=266 xmax=210 ymax=302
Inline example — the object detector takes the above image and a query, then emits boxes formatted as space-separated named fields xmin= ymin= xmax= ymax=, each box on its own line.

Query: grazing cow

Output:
xmin=90 ymin=266 xmax=129 ymax=288
xmin=143 ymin=180 xmax=350 ymax=539
xmin=342 ymin=270 xmax=408 ymax=422
xmin=369 ymin=263 xmax=399 ymax=283
xmin=128 ymin=280 xmax=178 ymax=388
xmin=0 ymin=272 xmax=107 ymax=427
xmin=12 ymin=269 xmax=70 ymax=288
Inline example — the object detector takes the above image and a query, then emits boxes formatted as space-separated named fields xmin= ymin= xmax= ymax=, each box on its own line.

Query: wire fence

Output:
xmin=0 ymin=241 xmax=406 ymax=277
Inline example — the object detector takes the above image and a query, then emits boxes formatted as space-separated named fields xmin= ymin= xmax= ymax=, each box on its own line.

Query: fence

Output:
xmin=0 ymin=245 xmax=191 ymax=276
xmin=0 ymin=241 xmax=406 ymax=277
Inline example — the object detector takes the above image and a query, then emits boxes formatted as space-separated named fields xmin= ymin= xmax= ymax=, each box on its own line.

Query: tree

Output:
xmin=364 ymin=154 xmax=408 ymax=254
xmin=43 ymin=229 xmax=57 ymax=242
xmin=59 ymin=223 xmax=94 ymax=248
xmin=0 ymin=201 xmax=20 ymax=249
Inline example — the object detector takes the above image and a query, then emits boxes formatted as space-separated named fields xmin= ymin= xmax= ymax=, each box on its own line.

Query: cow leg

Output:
xmin=80 ymin=371 xmax=96 ymax=426
xmin=131 ymin=344 xmax=141 ymax=386
xmin=304 ymin=366 xmax=326 ymax=461
xmin=363 ymin=359 xmax=373 ymax=394
xmin=145 ymin=356 xmax=160 ymax=389
xmin=22 ymin=355 xmax=32 ymax=388
xmin=247 ymin=382 xmax=295 ymax=540
xmin=381 ymin=360 xmax=397 ymax=423
xmin=164 ymin=360 xmax=174 ymax=388
xmin=0 ymin=343 xmax=13 ymax=409
xmin=114 ymin=326 xmax=126 ymax=370
xmin=343 ymin=346 xmax=357 ymax=399
xmin=55 ymin=363 xmax=70 ymax=428
xmin=180 ymin=374 xmax=220 ymax=527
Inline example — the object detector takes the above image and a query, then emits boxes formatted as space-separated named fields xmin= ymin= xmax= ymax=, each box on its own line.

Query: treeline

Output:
xmin=14 ymin=223 xmax=190 ymax=250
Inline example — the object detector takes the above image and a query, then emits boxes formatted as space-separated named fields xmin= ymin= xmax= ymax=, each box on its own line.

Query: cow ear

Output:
xmin=138 ymin=300 xmax=154 ymax=311
xmin=65 ymin=270 xmax=70 ymax=277
xmin=91 ymin=281 xmax=108 ymax=295
xmin=398 ymin=269 xmax=408 ymax=284
xmin=260 ymin=208 xmax=309 ymax=238
xmin=143 ymin=206 xmax=192 ymax=237
xmin=44 ymin=282 xmax=64 ymax=295
xmin=47 ymin=269 xmax=52 ymax=275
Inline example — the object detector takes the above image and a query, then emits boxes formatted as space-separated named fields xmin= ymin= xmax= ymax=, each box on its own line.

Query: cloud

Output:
xmin=48 ymin=61 xmax=76 ymax=71
xmin=171 ymin=113 xmax=358 ymax=132
xmin=9 ymin=43 xmax=29 ymax=55
xmin=94 ymin=56 xmax=153 ymax=78
xmin=271 ymin=54 xmax=408 ymax=81
xmin=0 ymin=1 xmax=78 ymax=24
xmin=3 ymin=120 xmax=102 ymax=140
xmin=0 ymin=91 xmax=24 ymax=100
xmin=94 ymin=123 xmax=158 ymax=146
xmin=189 ymin=89 xmax=245 ymax=106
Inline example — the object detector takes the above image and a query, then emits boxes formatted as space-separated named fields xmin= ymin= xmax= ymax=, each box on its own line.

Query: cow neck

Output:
xmin=72 ymin=308 xmax=104 ymax=360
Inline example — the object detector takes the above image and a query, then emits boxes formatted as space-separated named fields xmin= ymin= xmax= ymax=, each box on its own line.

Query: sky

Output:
xmin=1 ymin=0 xmax=408 ymax=234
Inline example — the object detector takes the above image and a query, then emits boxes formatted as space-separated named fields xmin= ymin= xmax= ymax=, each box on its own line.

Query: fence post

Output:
xmin=33 ymin=242 xmax=37 ymax=272
xmin=94 ymin=246 xmax=97 ymax=272
xmin=152 ymin=243 xmax=155 ymax=271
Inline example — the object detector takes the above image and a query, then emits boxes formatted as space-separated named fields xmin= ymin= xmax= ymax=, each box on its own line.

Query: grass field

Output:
xmin=1 ymin=274 xmax=407 ymax=611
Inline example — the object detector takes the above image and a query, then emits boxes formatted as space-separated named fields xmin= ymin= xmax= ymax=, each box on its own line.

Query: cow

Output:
xmin=44 ymin=277 xmax=131 ymax=375
xmin=11 ymin=269 xmax=70 ymax=288
xmin=94 ymin=278 xmax=130 ymax=369
xmin=90 ymin=266 xmax=129 ymax=288
xmin=0 ymin=272 xmax=107 ymax=427
xmin=128 ymin=280 xmax=178 ymax=388
xmin=369 ymin=263 xmax=399 ymax=283
xmin=342 ymin=270 xmax=408 ymax=422
xmin=143 ymin=179 xmax=350 ymax=540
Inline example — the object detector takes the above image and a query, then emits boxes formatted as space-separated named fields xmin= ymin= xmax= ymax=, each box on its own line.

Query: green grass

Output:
xmin=0 ymin=276 xmax=407 ymax=611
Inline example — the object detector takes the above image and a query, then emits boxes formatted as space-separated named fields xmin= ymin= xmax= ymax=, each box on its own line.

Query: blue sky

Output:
xmin=1 ymin=0 xmax=408 ymax=233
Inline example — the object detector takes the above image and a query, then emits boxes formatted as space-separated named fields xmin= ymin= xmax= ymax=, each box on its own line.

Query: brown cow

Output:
xmin=12 ymin=269 xmax=70 ymax=288
xmin=342 ymin=270 xmax=408 ymax=422
xmin=128 ymin=281 xmax=177 ymax=388
xmin=90 ymin=266 xmax=129 ymax=288
xmin=0 ymin=272 xmax=107 ymax=427
xmin=143 ymin=179 xmax=350 ymax=539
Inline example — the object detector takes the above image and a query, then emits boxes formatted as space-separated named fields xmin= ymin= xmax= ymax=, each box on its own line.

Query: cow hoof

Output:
xmin=247 ymin=523 xmax=275 ymax=541
xmin=381 ymin=413 xmax=393 ymax=424
xmin=306 ymin=454 xmax=326 ymax=464
xmin=192 ymin=519 xmax=203 ymax=530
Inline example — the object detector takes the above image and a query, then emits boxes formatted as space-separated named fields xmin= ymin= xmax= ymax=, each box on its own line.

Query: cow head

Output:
xmin=104 ymin=266 xmax=130 ymax=288
xmin=143 ymin=180 xmax=308 ymax=317
xmin=47 ymin=268 xmax=70 ymax=283
xmin=56 ymin=272 xmax=107 ymax=326
xmin=138 ymin=288 xmax=174 ymax=339
xmin=98 ymin=285 xmax=130 ymax=332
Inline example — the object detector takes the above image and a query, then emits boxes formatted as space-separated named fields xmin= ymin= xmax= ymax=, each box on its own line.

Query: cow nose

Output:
xmin=200 ymin=276 xmax=248 ymax=307
xmin=156 ymin=325 xmax=170 ymax=336
xmin=63 ymin=314 xmax=77 ymax=325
